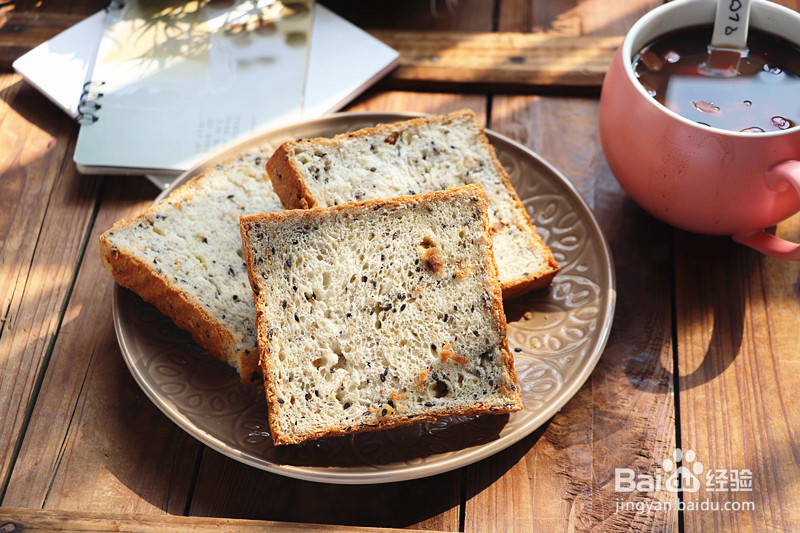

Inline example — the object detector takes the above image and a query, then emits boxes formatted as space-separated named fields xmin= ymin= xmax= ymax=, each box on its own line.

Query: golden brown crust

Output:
xmin=99 ymin=161 xmax=263 ymax=385
xmin=265 ymin=143 xmax=316 ymax=210
xmin=264 ymin=109 xmax=559 ymax=300
xmin=240 ymin=184 xmax=522 ymax=445
xmin=500 ymin=266 xmax=559 ymax=300
xmin=470 ymin=113 xmax=560 ymax=299
xmin=99 ymin=235 xmax=259 ymax=378
xmin=470 ymin=186 xmax=522 ymax=411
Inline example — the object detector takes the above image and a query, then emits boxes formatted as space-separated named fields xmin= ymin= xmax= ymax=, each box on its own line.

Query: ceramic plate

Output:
xmin=113 ymin=112 xmax=616 ymax=484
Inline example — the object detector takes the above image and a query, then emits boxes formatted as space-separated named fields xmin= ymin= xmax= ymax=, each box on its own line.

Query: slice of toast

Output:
xmin=99 ymin=151 xmax=282 ymax=383
xmin=266 ymin=109 xmax=559 ymax=299
xmin=240 ymin=184 xmax=523 ymax=445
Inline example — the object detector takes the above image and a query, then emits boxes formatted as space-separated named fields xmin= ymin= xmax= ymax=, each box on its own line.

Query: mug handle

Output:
xmin=732 ymin=160 xmax=800 ymax=260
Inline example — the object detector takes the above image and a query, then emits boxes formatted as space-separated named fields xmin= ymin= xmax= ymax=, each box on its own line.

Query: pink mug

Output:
xmin=599 ymin=0 xmax=800 ymax=259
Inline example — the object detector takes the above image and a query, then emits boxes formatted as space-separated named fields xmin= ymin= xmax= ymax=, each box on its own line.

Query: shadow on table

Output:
xmin=624 ymin=229 xmax=749 ymax=393
xmin=184 ymin=416 xmax=552 ymax=530
xmin=0 ymin=78 xmax=66 ymax=132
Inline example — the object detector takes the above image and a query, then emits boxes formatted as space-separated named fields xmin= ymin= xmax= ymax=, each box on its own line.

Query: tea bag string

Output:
xmin=710 ymin=0 xmax=752 ymax=52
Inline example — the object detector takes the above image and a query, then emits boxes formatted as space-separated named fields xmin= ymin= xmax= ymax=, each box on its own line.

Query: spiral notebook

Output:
xmin=13 ymin=1 xmax=399 ymax=180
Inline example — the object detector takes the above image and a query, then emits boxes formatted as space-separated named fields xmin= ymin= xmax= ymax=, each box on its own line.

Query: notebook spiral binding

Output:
xmin=77 ymin=81 xmax=106 ymax=124
xmin=78 ymin=1 xmax=124 ymax=124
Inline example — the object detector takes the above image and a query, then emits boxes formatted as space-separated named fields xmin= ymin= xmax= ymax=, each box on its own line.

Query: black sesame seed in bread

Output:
xmin=240 ymin=184 xmax=523 ymax=446
xmin=266 ymin=109 xmax=559 ymax=299
xmin=99 ymin=151 xmax=282 ymax=384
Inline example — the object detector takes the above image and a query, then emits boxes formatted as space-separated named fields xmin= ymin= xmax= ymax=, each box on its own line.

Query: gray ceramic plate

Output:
xmin=112 ymin=112 xmax=616 ymax=484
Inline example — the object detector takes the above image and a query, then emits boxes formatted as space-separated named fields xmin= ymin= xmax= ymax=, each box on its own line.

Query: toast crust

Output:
xmin=99 ymin=163 xmax=262 ymax=384
xmin=241 ymin=184 xmax=522 ymax=445
xmin=265 ymin=109 xmax=559 ymax=299
xmin=100 ymin=236 xmax=258 ymax=382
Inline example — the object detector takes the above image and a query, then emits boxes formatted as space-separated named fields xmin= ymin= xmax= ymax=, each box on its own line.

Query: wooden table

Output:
xmin=1 ymin=1 xmax=799 ymax=531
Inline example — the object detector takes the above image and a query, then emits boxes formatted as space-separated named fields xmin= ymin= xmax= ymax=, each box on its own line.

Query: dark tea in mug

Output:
xmin=632 ymin=25 xmax=800 ymax=132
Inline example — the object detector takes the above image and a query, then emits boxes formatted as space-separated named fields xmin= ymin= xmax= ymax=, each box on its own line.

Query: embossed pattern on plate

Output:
xmin=112 ymin=112 xmax=616 ymax=484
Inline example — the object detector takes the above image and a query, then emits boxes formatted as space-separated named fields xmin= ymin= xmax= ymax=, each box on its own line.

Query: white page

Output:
xmin=12 ymin=10 xmax=107 ymax=119
xmin=303 ymin=5 xmax=399 ymax=118
xmin=146 ymin=4 xmax=400 ymax=189
xmin=73 ymin=0 xmax=313 ymax=175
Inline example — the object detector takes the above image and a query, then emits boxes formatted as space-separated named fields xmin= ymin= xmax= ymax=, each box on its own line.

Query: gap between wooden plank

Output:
xmin=460 ymin=95 xmax=679 ymax=531
xmin=0 ymin=122 xmax=103 ymax=503
xmin=0 ymin=507 xmax=447 ymax=533
xmin=668 ymin=230 xmax=686 ymax=533
xmin=40 ymin=312 xmax=99 ymax=508
xmin=370 ymin=30 xmax=620 ymax=90
xmin=0 ymin=176 xmax=105 ymax=503
xmin=3 ymin=173 xmax=198 ymax=513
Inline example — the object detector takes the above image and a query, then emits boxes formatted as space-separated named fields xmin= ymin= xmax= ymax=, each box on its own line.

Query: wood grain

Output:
xmin=189 ymin=456 xmax=463 ymax=531
xmin=0 ymin=12 xmax=84 ymax=69
xmin=0 ymin=507 xmax=443 ymax=533
xmin=321 ymin=0 xmax=494 ymax=32
xmin=497 ymin=0 xmax=663 ymax=36
xmin=371 ymin=31 xmax=620 ymax=90
xmin=462 ymin=3 xmax=677 ymax=530
xmin=2 ymin=174 xmax=201 ymax=514
xmin=1 ymin=1 xmax=104 ymax=12
xmin=0 ymin=73 xmax=97 ymax=496
xmin=344 ymin=89 xmax=487 ymax=122
xmin=461 ymin=96 xmax=679 ymax=532
xmin=1 ymin=1 xmax=798 ymax=530
xmin=675 ymin=220 xmax=800 ymax=531
xmin=773 ymin=0 xmax=800 ymax=11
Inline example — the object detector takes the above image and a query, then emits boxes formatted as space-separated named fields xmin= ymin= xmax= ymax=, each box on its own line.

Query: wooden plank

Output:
xmin=186 ymin=91 xmax=486 ymax=531
xmin=675 ymin=221 xmax=800 ymax=531
xmin=371 ymin=30 xmax=620 ymax=90
xmin=0 ymin=73 xmax=96 ymax=494
xmin=1 ymin=16 xmax=618 ymax=91
xmin=2 ymin=1 xmax=104 ymax=12
xmin=0 ymin=507 xmax=443 ymax=533
xmin=461 ymin=96 xmax=678 ymax=532
xmin=321 ymin=0 xmax=494 ymax=32
xmin=769 ymin=0 xmax=800 ymax=11
xmin=467 ymin=3 xmax=677 ymax=530
xmin=189 ymin=456 xmax=464 ymax=531
xmin=0 ymin=12 xmax=85 ymax=70
xmin=344 ymin=89 xmax=487 ymax=122
xmin=497 ymin=0 xmax=661 ymax=36
xmin=2 ymin=173 xmax=202 ymax=514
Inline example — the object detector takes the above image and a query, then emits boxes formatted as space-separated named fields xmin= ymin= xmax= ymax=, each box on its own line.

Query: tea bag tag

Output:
xmin=711 ymin=0 xmax=751 ymax=49
xmin=705 ymin=0 xmax=752 ymax=75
